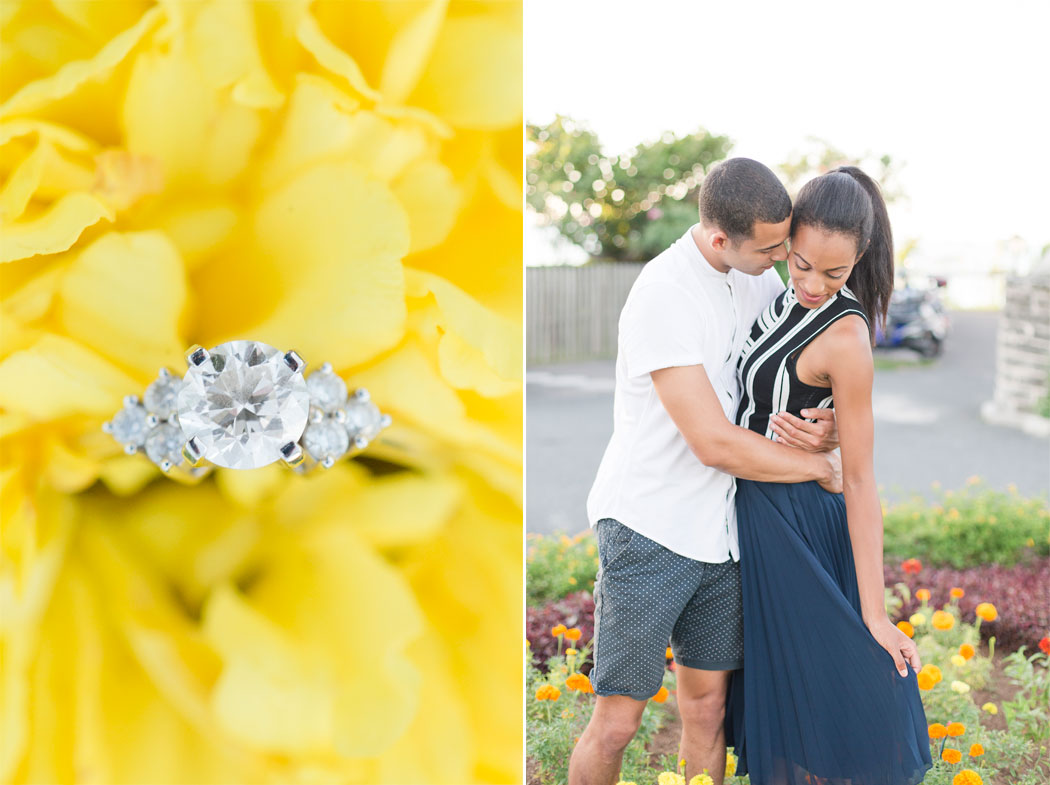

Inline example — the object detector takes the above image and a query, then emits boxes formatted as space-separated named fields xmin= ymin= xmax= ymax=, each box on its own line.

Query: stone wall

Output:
xmin=982 ymin=272 xmax=1050 ymax=437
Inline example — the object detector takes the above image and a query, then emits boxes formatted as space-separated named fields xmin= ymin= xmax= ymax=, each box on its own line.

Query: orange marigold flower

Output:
xmin=917 ymin=672 xmax=935 ymax=690
xmin=941 ymin=749 xmax=962 ymax=764
xmin=651 ymin=686 xmax=669 ymax=703
xmin=975 ymin=603 xmax=998 ymax=622
xmin=1039 ymin=636 xmax=1050 ymax=655
xmin=952 ymin=771 xmax=983 ymax=785
xmin=897 ymin=621 xmax=915 ymax=638
xmin=928 ymin=723 xmax=948 ymax=739
xmin=968 ymin=743 xmax=984 ymax=757
xmin=564 ymin=627 xmax=582 ymax=642
xmin=535 ymin=684 xmax=561 ymax=701
xmin=916 ymin=588 xmax=931 ymax=602
xmin=959 ymin=643 xmax=975 ymax=660
xmin=551 ymin=624 xmax=567 ymax=637
xmin=946 ymin=722 xmax=965 ymax=737
xmin=932 ymin=610 xmax=956 ymax=630
xmin=565 ymin=673 xmax=594 ymax=694
xmin=666 ymin=646 xmax=673 ymax=659
xmin=950 ymin=587 xmax=965 ymax=599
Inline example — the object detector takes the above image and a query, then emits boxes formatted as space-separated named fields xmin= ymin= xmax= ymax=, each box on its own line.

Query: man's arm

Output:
xmin=651 ymin=364 xmax=842 ymax=492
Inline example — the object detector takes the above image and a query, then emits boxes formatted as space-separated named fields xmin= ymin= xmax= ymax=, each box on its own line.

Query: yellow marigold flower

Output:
xmin=566 ymin=648 xmax=578 ymax=656
xmin=946 ymin=722 xmax=966 ymax=737
xmin=568 ymin=576 xmax=577 ymax=585
xmin=975 ymin=603 xmax=998 ymax=622
xmin=968 ymin=743 xmax=984 ymax=757
xmin=657 ymin=773 xmax=685 ymax=785
xmin=897 ymin=620 xmax=915 ymax=638
xmin=1026 ymin=536 xmax=1035 ymax=547
xmin=615 ymin=782 xmax=638 ymax=785
xmin=951 ymin=680 xmax=971 ymax=694
xmin=981 ymin=702 xmax=998 ymax=714
xmin=953 ymin=771 xmax=982 ymax=785
xmin=652 ymin=686 xmax=670 ymax=703
xmin=551 ymin=624 xmax=568 ymax=637
xmin=941 ymin=748 xmax=962 ymax=764
xmin=928 ymin=723 xmax=948 ymax=739
xmin=0 ymin=1 xmax=524 ymax=782
xmin=910 ymin=612 xmax=927 ymax=626
xmin=959 ymin=643 xmax=975 ymax=660
xmin=725 ymin=750 xmax=737 ymax=776
xmin=951 ymin=654 xmax=967 ymax=667
xmin=689 ymin=774 xmax=714 ymax=785
xmin=932 ymin=610 xmax=956 ymax=630
xmin=916 ymin=588 xmax=931 ymax=602
xmin=950 ymin=587 xmax=965 ymax=598
xmin=564 ymin=627 xmax=582 ymax=642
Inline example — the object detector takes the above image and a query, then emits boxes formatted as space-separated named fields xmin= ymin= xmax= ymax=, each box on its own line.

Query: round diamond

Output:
xmin=145 ymin=422 xmax=183 ymax=467
xmin=110 ymin=403 xmax=149 ymax=446
xmin=302 ymin=419 xmax=350 ymax=462
xmin=176 ymin=341 xmax=311 ymax=470
xmin=144 ymin=373 xmax=181 ymax=419
xmin=344 ymin=397 xmax=384 ymax=443
xmin=306 ymin=370 xmax=348 ymax=412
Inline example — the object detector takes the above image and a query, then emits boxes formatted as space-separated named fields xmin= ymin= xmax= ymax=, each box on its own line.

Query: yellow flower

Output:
xmin=916 ymin=588 xmax=931 ymax=602
xmin=951 ymin=680 xmax=971 ymax=694
xmin=932 ymin=610 xmax=956 ymax=630
xmin=689 ymin=774 xmax=714 ymax=785
xmin=657 ymin=773 xmax=686 ymax=785
xmin=981 ymin=702 xmax=998 ymax=714
xmin=959 ymin=643 xmax=975 ymax=660
xmin=0 ymin=1 xmax=524 ymax=782
xmin=566 ymin=648 xmax=578 ymax=656
xmin=951 ymin=654 xmax=967 ymax=667
xmin=975 ymin=603 xmax=998 ymax=622
xmin=725 ymin=750 xmax=738 ymax=776
xmin=910 ymin=612 xmax=927 ymax=626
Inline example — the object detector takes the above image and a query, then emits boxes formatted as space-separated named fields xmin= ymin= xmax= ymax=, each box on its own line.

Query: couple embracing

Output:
xmin=570 ymin=159 xmax=933 ymax=785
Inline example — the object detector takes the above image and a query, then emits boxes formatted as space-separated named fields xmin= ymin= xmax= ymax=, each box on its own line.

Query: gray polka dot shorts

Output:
xmin=590 ymin=518 xmax=744 ymax=700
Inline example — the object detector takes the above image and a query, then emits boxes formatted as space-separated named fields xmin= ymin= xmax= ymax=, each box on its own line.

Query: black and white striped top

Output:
xmin=735 ymin=285 xmax=869 ymax=437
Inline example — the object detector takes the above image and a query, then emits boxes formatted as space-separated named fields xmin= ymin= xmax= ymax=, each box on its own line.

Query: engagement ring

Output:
xmin=103 ymin=340 xmax=391 ymax=480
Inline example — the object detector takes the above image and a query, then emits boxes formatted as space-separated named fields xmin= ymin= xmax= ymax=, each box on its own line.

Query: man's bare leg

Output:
xmin=567 ymin=694 xmax=647 ymax=785
xmin=675 ymin=665 xmax=732 ymax=784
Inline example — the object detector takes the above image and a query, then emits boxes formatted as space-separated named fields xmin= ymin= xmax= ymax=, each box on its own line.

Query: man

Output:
xmin=570 ymin=158 xmax=841 ymax=785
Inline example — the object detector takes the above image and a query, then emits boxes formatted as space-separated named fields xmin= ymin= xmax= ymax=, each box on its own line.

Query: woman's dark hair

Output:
xmin=791 ymin=166 xmax=894 ymax=341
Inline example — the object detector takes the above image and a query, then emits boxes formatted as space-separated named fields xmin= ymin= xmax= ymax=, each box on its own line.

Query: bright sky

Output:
xmin=524 ymin=0 xmax=1050 ymax=271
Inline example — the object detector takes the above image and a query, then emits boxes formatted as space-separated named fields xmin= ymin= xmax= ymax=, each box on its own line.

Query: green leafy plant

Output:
xmin=1001 ymin=644 xmax=1050 ymax=744
xmin=526 ymin=530 xmax=600 ymax=606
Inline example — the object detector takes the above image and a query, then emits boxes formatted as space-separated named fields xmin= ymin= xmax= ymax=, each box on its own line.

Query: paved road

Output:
xmin=526 ymin=311 xmax=1050 ymax=535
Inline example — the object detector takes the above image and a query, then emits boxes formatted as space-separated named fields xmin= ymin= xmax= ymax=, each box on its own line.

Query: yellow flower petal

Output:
xmin=392 ymin=159 xmax=462 ymax=254
xmin=0 ymin=191 xmax=114 ymax=263
xmin=350 ymin=472 xmax=463 ymax=550
xmin=57 ymin=231 xmax=187 ymax=376
xmin=407 ymin=15 xmax=522 ymax=129
xmin=244 ymin=160 xmax=408 ymax=368
xmin=183 ymin=0 xmax=284 ymax=108
xmin=296 ymin=11 xmax=382 ymax=101
xmin=0 ymin=333 xmax=139 ymax=420
xmin=123 ymin=49 xmax=263 ymax=190
xmin=0 ymin=5 xmax=162 ymax=118
xmin=378 ymin=0 xmax=448 ymax=104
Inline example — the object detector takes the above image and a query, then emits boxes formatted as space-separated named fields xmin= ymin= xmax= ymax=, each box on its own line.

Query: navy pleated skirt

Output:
xmin=724 ymin=480 xmax=933 ymax=785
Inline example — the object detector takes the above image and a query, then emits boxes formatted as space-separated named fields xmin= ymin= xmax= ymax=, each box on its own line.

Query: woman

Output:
xmin=723 ymin=166 xmax=933 ymax=785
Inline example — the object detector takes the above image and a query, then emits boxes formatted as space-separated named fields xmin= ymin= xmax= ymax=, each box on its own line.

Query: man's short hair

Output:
xmin=699 ymin=158 xmax=791 ymax=241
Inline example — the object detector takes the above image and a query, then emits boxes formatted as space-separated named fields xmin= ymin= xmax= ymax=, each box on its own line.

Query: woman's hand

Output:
xmin=867 ymin=616 xmax=922 ymax=677
xmin=769 ymin=408 xmax=839 ymax=451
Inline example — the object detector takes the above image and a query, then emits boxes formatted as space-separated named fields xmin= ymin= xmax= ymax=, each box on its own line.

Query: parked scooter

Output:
xmin=875 ymin=276 xmax=950 ymax=358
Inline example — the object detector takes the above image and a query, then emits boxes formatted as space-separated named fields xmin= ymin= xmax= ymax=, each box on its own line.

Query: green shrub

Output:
xmin=883 ymin=482 xmax=1049 ymax=568
xmin=526 ymin=531 xmax=600 ymax=607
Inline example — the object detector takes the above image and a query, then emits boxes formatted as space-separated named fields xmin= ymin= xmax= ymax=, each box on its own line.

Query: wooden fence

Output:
xmin=526 ymin=263 xmax=644 ymax=365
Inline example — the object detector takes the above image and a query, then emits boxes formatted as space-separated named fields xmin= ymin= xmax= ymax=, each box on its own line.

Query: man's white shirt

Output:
xmin=586 ymin=225 xmax=785 ymax=563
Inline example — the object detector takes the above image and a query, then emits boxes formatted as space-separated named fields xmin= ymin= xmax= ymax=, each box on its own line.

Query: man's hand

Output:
xmin=817 ymin=450 xmax=842 ymax=494
xmin=770 ymin=408 xmax=839 ymax=451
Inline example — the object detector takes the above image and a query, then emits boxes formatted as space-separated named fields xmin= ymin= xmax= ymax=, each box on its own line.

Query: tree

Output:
xmin=526 ymin=116 xmax=731 ymax=262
